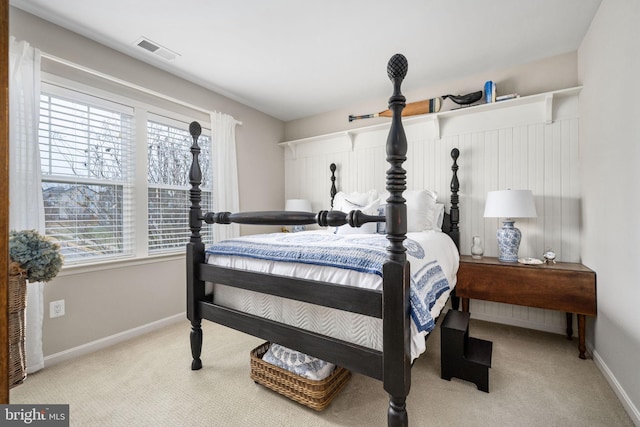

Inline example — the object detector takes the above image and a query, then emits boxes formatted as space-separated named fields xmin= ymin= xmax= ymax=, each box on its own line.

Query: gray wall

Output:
xmin=10 ymin=7 xmax=285 ymax=356
xmin=578 ymin=0 xmax=640 ymax=420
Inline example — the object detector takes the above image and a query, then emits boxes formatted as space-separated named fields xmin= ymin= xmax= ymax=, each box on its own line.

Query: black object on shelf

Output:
xmin=442 ymin=90 xmax=483 ymax=106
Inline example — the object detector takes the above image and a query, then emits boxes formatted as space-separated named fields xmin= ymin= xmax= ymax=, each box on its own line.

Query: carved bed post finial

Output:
xmin=449 ymin=148 xmax=460 ymax=250
xmin=330 ymin=163 xmax=337 ymax=209
xmin=385 ymin=53 xmax=408 ymax=262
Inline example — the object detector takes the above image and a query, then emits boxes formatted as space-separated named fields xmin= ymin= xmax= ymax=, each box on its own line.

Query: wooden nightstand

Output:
xmin=456 ymin=255 xmax=597 ymax=359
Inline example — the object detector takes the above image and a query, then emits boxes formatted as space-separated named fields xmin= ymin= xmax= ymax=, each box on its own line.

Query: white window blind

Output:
xmin=39 ymin=83 xmax=135 ymax=263
xmin=147 ymin=115 xmax=213 ymax=253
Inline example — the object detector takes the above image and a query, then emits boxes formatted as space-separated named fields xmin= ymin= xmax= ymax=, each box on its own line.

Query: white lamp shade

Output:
xmin=483 ymin=190 xmax=537 ymax=219
xmin=285 ymin=199 xmax=312 ymax=212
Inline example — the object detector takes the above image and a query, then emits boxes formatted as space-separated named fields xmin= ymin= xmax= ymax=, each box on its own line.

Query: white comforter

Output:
xmin=205 ymin=230 xmax=459 ymax=361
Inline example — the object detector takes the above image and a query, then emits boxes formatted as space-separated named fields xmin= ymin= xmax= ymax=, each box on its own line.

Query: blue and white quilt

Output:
xmin=206 ymin=231 xmax=451 ymax=334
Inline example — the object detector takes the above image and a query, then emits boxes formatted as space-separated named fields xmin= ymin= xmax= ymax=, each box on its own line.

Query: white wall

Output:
xmin=578 ymin=0 xmax=640 ymax=422
xmin=283 ymin=53 xmax=584 ymax=336
xmin=9 ymin=8 xmax=285 ymax=357
xmin=283 ymin=89 xmax=583 ymax=335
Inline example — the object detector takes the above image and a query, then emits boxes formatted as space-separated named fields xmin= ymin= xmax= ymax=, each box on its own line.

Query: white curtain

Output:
xmin=9 ymin=38 xmax=46 ymax=374
xmin=210 ymin=112 xmax=241 ymax=242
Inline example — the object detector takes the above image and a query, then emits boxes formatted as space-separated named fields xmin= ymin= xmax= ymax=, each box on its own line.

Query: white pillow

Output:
xmin=433 ymin=203 xmax=445 ymax=232
xmin=333 ymin=190 xmax=378 ymax=211
xmin=335 ymin=198 xmax=379 ymax=235
xmin=379 ymin=189 xmax=439 ymax=232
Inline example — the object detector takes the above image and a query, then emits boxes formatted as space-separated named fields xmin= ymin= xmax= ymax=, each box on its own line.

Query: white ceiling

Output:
xmin=11 ymin=0 xmax=602 ymax=122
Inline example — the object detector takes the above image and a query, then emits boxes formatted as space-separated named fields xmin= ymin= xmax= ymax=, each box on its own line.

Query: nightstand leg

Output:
xmin=578 ymin=314 xmax=587 ymax=359
xmin=565 ymin=312 xmax=573 ymax=340
xmin=462 ymin=298 xmax=469 ymax=313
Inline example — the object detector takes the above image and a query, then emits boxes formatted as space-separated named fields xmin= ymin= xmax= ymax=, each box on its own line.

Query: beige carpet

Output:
xmin=11 ymin=317 xmax=633 ymax=427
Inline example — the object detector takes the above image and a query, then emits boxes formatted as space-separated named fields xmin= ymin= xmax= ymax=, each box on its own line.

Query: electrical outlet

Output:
xmin=50 ymin=300 xmax=65 ymax=318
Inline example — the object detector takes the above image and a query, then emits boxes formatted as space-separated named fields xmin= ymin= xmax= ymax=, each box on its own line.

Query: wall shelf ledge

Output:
xmin=280 ymin=86 xmax=582 ymax=154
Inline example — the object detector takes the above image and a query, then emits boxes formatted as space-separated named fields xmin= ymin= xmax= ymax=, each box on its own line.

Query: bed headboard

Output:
xmin=328 ymin=147 xmax=460 ymax=251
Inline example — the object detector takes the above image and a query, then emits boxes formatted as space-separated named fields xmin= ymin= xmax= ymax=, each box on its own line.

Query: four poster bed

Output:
xmin=186 ymin=54 xmax=461 ymax=426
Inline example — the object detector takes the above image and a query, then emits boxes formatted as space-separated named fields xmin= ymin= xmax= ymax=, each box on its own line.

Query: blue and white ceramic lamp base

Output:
xmin=496 ymin=220 xmax=521 ymax=262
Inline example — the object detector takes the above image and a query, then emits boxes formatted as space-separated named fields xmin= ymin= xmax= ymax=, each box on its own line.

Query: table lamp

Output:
xmin=483 ymin=190 xmax=537 ymax=262
xmin=285 ymin=199 xmax=312 ymax=232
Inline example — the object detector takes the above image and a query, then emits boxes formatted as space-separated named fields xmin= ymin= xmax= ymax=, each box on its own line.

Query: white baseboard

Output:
xmin=589 ymin=343 xmax=640 ymax=426
xmin=44 ymin=313 xmax=186 ymax=368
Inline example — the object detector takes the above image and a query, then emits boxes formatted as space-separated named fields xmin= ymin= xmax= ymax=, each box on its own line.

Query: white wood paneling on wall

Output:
xmin=282 ymin=90 xmax=582 ymax=334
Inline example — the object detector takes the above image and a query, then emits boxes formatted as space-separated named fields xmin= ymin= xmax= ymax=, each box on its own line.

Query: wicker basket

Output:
xmin=9 ymin=262 xmax=27 ymax=388
xmin=250 ymin=342 xmax=351 ymax=411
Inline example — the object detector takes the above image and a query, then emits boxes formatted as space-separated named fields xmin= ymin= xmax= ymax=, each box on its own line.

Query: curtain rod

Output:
xmin=40 ymin=52 xmax=242 ymax=125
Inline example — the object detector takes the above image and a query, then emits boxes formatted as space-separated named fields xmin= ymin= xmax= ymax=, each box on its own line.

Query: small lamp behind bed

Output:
xmin=484 ymin=189 xmax=537 ymax=262
xmin=285 ymin=199 xmax=312 ymax=232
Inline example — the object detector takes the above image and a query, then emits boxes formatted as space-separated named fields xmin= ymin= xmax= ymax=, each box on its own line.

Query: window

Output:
xmin=147 ymin=116 xmax=213 ymax=253
xmin=40 ymin=85 xmax=135 ymax=263
xmin=38 ymin=80 xmax=213 ymax=265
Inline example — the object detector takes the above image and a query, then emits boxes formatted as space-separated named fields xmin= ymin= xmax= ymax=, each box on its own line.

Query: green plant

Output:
xmin=9 ymin=229 xmax=64 ymax=282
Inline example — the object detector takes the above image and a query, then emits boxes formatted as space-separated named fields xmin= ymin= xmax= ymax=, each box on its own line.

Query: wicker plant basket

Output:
xmin=8 ymin=262 xmax=27 ymax=388
xmin=250 ymin=342 xmax=351 ymax=411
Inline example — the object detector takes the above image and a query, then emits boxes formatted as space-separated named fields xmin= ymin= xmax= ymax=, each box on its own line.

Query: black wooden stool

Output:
xmin=440 ymin=309 xmax=492 ymax=392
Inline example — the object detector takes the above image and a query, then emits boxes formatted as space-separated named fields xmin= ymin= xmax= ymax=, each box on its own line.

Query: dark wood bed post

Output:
xmin=382 ymin=53 xmax=411 ymax=427
xmin=449 ymin=148 xmax=460 ymax=249
xmin=449 ymin=148 xmax=461 ymax=310
xmin=329 ymin=163 xmax=337 ymax=209
xmin=187 ymin=121 xmax=206 ymax=370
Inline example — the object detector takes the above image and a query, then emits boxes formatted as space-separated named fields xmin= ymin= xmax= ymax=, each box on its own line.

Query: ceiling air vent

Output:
xmin=135 ymin=37 xmax=179 ymax=61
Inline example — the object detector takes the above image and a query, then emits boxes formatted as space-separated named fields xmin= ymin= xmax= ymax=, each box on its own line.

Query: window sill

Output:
xmin=57 ymin=252 xmax=185 ymax=277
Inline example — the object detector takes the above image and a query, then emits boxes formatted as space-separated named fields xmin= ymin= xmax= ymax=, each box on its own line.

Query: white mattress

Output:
xmin=206 ymin=230 xmax=459 ymax=361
